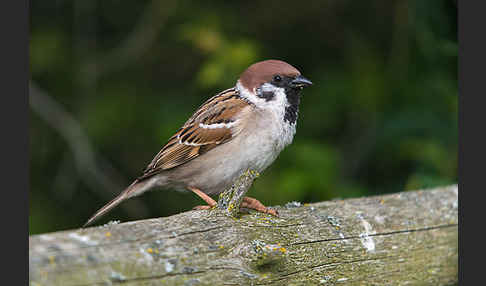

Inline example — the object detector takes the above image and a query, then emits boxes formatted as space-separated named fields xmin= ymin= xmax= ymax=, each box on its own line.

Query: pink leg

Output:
xmin=241 ymin=197 xmax=279 ymax=216
xmin=188 ymin=187 xmax=217 ymax=210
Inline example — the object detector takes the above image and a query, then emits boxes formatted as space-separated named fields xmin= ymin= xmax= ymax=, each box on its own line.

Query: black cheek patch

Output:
xmin=257 ymin=89 xmax=275 ymax=101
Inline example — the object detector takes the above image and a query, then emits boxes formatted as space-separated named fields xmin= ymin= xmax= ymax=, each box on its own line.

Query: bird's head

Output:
xmin=237 ymin=59 xmax=312 ymax=104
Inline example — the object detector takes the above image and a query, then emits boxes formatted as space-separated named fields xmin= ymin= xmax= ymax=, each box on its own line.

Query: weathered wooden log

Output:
xmin=29 ymin=185 xmax=458 ymax=285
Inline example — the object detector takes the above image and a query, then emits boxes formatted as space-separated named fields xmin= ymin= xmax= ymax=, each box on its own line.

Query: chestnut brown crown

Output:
xmin=239 ymin=60 xmax=302 ymax=91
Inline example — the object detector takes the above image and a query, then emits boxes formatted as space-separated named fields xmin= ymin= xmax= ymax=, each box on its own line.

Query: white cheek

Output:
xmin=236 ymin=81 xmax=288 ymax=112
xmin=236 ymin=81 xmax=296 ymax=151
xmin=260 ymin=83 xmax=288 ymax=107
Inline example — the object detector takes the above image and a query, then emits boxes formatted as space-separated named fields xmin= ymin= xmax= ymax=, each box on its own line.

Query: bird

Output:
xmin=83 ymin=59 xmax=312 ymax=227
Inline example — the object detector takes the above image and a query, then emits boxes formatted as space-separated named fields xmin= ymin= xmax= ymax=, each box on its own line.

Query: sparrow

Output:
xmin=84 ymin=59 xmax=312 ymax=227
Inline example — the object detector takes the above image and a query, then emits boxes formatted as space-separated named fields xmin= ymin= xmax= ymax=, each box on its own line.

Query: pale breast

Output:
xmin=240 ymin=107 xmax=296 ymax=172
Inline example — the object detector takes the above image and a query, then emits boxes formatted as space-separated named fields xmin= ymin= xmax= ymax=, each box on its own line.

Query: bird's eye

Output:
xmin=273 ymin=75 xmax=282 ymax=82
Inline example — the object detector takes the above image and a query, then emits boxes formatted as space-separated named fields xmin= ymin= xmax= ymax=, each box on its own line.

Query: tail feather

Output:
xmin=83 ymin=180 xmax=139 ymax=228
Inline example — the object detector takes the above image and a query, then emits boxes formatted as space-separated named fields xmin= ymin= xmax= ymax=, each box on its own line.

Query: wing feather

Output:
xmin=139 ymin=88 xmax=250 ymax=179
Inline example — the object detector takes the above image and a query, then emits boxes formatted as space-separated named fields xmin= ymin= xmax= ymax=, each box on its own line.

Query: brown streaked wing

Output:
xmin=183 ymin=87 xmax=240 ymax=125
xmin=139 ymin=88 xmax=249 ymax=180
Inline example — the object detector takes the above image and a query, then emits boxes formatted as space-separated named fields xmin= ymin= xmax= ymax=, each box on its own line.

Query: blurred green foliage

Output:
xmin=29 ymin=0 xmax=457 ymax=234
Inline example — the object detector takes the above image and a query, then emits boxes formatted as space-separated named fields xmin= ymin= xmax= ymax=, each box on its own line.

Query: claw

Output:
xmin=241 ymin=197 xmax=278 ymax=217
xmin=264 ymin=208 xmax=279 ymax=217
xmin=192 ymin=205 xmax=213 ymax=210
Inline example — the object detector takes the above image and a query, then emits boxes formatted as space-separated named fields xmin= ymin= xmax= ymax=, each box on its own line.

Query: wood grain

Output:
xmin=29 ymin=185 xmax=458 ymax=285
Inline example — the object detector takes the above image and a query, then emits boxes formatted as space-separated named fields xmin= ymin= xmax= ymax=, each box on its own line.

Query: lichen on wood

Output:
xmin=217 ymin=169 xmax=260 ymax=217
xmin=29 ymin=185 xmax=458 ymax=286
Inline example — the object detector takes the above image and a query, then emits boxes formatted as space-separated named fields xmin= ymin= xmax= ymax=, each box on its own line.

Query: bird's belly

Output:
xmin=178 ymin=124 xmax=290 ymax=195
xmin=170 ymin=114 xmax=295 ymax=195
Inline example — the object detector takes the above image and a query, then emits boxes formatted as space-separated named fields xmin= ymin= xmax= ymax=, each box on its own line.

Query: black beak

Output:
xmin=290 ymin=75 xmax=313 ymax=89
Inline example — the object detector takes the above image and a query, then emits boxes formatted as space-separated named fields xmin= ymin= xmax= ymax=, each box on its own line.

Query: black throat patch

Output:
xmin=284 ymin=88 xmax=301 ymax=124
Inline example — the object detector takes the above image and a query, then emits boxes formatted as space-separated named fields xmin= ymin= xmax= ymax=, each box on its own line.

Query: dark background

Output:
xmin=29 ymin=0 xmax=457 ymax=234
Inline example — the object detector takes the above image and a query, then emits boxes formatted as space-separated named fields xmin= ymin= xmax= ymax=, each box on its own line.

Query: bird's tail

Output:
xmin=83 ymin=180 xmax=140 ymax=228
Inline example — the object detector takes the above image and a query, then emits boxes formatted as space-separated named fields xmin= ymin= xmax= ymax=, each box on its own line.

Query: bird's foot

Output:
xmin=188 ymin=186 xmax=217 ymax=210
xmin=240 ymin=197 xmax=279 ymax=216
xmin=188 ymin=187 xmax=277 ymax=216
xmin=192 ymin=205 xmax=214 ymax=210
